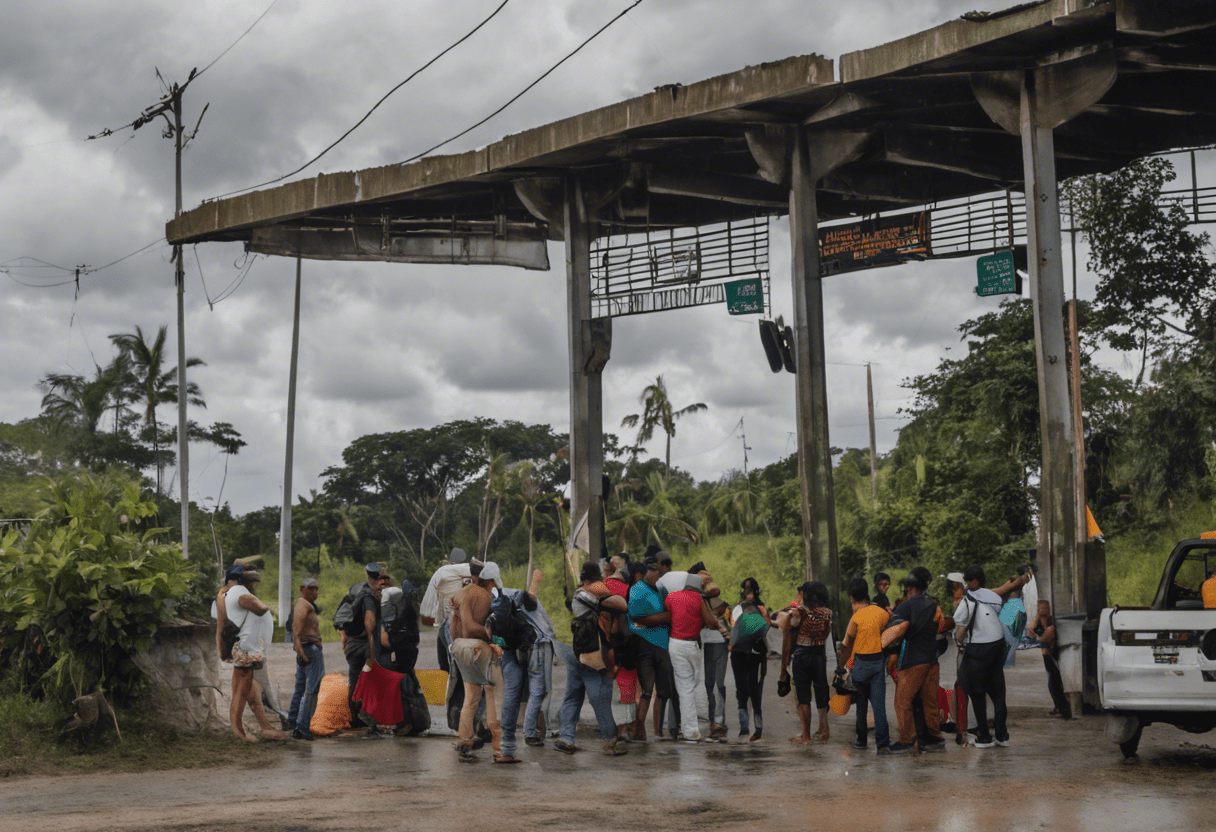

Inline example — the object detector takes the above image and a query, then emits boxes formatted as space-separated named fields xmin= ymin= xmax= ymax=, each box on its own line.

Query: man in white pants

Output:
xmin=663 ymin=573 xmax=729 ymax=742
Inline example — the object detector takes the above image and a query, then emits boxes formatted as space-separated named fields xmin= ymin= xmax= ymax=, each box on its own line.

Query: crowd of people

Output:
xmin=213 ymin=547 xmax=1067 ymax=760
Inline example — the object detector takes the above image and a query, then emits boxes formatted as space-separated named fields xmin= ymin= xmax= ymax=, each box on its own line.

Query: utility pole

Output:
xmin=739 ymin=416 xmax=750 ymax=477
xmin=278 ymin=257 xmax=302 ymax=631
xmin=866 ymin=363 xmax=878 ymax=503
xmin=172 ymin=84 xmax=190 ymax=564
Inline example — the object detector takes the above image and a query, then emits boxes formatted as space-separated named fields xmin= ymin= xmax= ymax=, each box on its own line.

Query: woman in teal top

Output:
xmin=627 ymin=561 xmax=675 ymax=740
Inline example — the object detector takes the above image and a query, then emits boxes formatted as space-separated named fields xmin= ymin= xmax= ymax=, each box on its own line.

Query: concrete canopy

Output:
xmin=166 ymin=0 xmax=1216 ymax=252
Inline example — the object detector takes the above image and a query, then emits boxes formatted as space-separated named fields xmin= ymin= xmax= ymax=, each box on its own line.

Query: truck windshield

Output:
xmin=1166 ymin=551 xmax=1214 ymax=609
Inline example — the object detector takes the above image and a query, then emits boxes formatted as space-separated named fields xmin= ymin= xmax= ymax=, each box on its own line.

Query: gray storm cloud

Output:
xmin=2 ymin=0 xmax=1070 ymax=512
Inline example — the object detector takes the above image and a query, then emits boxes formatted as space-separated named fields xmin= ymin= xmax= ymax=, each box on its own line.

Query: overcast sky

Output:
xmin=0 ymin=0 xmax=1206 ymax=516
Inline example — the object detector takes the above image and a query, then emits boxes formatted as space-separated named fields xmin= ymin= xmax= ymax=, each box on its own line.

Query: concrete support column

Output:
xmin=564 ymin=178 xmax=606 ymax=562
xmin=788 ymin=128 xmax=840 ymax=610
xmin=1020 ymin=78 xmax=1078 ymax=616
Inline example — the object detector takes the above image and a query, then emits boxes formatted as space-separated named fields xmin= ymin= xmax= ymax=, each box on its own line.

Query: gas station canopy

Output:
xmin=167 ymin=0 xmax=1216 ymax=254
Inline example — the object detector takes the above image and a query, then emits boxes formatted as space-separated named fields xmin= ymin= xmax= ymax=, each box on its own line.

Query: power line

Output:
xmin=208 ymin=0 xmax=513 ymax=201
xmin=396 ymin=0 xmax=644 ymax=166
xmin=87 ymin=238 xmax=168 ymax=273
xmin=195 ymin=0 xmax=281 ymax=79
xmin=2 ymin=237 xmax=168 ymax=291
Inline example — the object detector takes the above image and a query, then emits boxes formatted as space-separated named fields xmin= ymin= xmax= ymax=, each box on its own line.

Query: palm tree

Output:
xmin=513 ymin=461 xmax=553 ymax=579
xmin=109 ymin=325 xmax=206 ymax=496
xmin=620 ymin=375 xmax=708 ymax=474
xmin=38 ymin=362 xmax=124 ymax=435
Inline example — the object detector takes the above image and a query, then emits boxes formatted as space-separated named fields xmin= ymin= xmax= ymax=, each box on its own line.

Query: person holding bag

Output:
xmin=223 ymin=570 xmax=284 ymax=742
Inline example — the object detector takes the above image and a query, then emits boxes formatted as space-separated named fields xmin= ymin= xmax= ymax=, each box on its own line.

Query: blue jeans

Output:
xmin=559 ymin=649 xmax=616 ymax=744
xmin=522 ymin=642 xmax=553 ymax=741
xmin=851 ymin=656 xmax=888 ymax=748
xmin=703 ymin=641 xmax=728 ymax=729
xmin=544 ymin=641 xmax=575 ymax=735
xmin=288 ymin=643 xmax=325 ymax=736
xmin=500 ymin=650 xmax=525 ymax=756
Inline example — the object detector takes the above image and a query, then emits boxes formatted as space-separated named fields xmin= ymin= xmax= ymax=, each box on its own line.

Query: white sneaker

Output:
xmin=678 ymin=734 xmax=702 ymax=743
xmin=996 ymin=738 xmax=1010 ymax=747
xmin=974 ymin=738 xmax=995 ymax=749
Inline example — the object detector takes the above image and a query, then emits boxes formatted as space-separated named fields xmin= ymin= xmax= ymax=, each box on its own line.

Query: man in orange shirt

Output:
xmin=838 ymin=577 xmax=891 ymax=753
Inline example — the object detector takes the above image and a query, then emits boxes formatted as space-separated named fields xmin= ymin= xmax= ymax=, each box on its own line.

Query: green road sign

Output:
xmin=976 ymin=250 xmax=1020 ymax=297
xmin=724 ymin=277 xmax=764 ymax=315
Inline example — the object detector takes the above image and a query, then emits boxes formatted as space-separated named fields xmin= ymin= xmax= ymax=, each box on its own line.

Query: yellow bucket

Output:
xmin=829 ymin=691 xmax=852 ymax=716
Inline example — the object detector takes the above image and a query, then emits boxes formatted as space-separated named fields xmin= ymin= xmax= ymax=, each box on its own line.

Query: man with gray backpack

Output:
xmin=953 ymin=565 xmax=1031 ymax=748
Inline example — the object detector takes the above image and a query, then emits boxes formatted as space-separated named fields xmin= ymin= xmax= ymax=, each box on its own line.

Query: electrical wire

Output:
xmin=194 ymin=0 xmax=281 ymax=79
xmin=671 ymin=417 xmax=743 ymax=463
xmin=396 ymin=0 xmax=645 ymax=167
xmin=87 ymin=238 xmax=168 ymax=273
xmin=206 ymin=0 xmax=513 ymax=201
xmin=209 ymin=254 xmax=259 ymax=304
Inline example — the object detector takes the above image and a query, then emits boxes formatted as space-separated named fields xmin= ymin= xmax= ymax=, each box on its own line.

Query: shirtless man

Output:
xmin=450 ymin=561 xmax=506 ymax=762
xmin=287 ymin=578 xmax=323 ymax=740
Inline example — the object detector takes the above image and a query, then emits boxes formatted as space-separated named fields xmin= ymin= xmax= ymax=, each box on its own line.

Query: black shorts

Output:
xmin=792 ymin=645 xmax=829 ymax=709
xmin=634 ymin=636 xmax=674 ymax=701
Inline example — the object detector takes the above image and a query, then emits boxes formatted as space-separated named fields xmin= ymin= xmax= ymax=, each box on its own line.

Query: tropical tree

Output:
xmin=620 ymin=375 xmax=708 ymax=474
xmin=109 ymin=325 xmax=206 ymax=495
xmin=513 ymin=460 xmax=553 ymax=577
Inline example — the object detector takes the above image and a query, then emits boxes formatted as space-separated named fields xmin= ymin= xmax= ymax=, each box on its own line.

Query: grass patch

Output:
xmin=1105 ymin=497 xmax=1216 ymax=607
xmin=0 ymin=690 xmax=285 ymax=778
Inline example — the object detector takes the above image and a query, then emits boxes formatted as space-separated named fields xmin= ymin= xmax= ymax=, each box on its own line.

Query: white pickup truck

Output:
xmin=1097 ymin=537 xmax=1216 ymax=758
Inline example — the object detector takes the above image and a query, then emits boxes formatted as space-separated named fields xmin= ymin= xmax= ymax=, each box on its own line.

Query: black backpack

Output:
xmin=570 ymin=591 xmax=603 ymax=656
xmin=333 ymin=581 xmax=369 ymax=634
xmin=489 ymin=593 xmax=535 ymax=652
xmin=383 ymin=590 xmax=420 ymax=647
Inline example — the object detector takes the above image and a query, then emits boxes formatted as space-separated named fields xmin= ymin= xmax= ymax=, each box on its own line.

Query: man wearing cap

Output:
xmin=449 ymin=561 xmax=506 ymax=762
xmin=345 ymin=563 xmax=389 ymax=738
xmin=286 ymin=578 xmax=323 ymax=740
xmin=881 ymin=571 xmax=945 ymax=752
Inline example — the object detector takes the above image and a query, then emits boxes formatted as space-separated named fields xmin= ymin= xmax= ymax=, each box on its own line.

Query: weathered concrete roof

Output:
xmin=167 ymin=0 xmax=1216 ymax=248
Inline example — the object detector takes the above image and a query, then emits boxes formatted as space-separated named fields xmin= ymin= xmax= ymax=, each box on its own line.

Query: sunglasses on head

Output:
xmin=378 ymin=574 xmax=391 ymax=582
xmin=660 ymin=559 xmax=673 ymax=566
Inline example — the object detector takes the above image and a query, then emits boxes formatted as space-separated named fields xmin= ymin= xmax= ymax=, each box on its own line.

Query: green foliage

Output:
xmin=0 ymin=471 xmax=194 ymax=702
xmin=1063 ymin=157 xmax=1216 ymax=353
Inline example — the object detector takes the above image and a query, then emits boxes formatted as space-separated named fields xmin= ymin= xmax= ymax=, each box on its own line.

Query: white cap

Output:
xmin=480 ymin=561 xmax=503 ymax=590
xmin=947 ymin=572 xmax=965 ymax=584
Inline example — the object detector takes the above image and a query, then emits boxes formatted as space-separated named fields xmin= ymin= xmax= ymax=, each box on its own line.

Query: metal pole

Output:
xmin=564 ymin=178 xmax=605 ymax=563
xmin=173 ymin=88 xmax=190 ymax=563
xmin=789 ymin=127 xmax=840 ymax=613
xmin=867 ymin=363 xmax=878 ymax=503
xmin=1020 ymin=76 xmax=1077 ymax=615
xmin=278 ymin=257 xmax=302 ymax=630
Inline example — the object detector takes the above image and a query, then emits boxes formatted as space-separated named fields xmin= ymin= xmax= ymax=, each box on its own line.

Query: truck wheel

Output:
xmin=1119 ymin=724 xmax=1143 ymax=760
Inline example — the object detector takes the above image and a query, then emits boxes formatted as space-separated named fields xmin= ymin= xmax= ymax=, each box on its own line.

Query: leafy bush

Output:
xmin=0 ymin=471 xmax=194 ymax=703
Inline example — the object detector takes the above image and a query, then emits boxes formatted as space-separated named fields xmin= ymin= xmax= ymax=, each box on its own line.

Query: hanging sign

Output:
xmin=976 ymin=250 xmax=1021 ymax=296
xmin=724 ymin=277 xmax=764 ymax=315
xmin=819 ymin=211 xmax=930 ymax=276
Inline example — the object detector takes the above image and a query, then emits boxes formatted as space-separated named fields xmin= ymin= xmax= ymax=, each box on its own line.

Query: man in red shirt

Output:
xmin=665 ymin=573 xmax=730 ymax=742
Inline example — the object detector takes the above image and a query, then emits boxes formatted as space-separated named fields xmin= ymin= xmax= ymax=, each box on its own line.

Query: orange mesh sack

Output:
xmin=309 ymin=673 xmax=352 ymax=737
xmin=415 ymin=669 xmax=449 ymax=707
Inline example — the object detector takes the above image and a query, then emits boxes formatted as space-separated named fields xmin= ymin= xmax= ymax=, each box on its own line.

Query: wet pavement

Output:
xmin=3 ymin=631 xmax=1213 ymax=831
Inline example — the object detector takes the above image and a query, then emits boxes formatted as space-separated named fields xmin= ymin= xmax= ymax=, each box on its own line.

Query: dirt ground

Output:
xmin=2 ymin=631 xmax=1213 ymax=832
